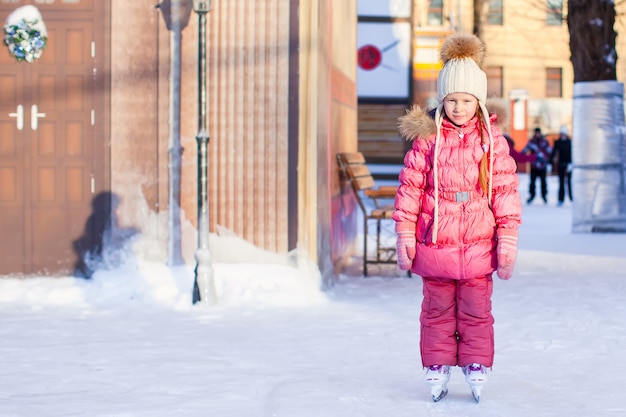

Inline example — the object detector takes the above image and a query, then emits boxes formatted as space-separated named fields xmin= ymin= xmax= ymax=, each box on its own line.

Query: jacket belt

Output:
xmin=439 ymin=190 xmax=481 ymax=202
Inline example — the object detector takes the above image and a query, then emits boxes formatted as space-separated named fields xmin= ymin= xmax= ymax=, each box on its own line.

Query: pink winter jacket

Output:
xmin=393 ymin=105 xmax=522 ymax=280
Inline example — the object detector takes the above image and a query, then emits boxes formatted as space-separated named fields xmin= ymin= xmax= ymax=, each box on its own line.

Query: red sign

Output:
xmin=358 ymin=44 xmax=382 ymax=70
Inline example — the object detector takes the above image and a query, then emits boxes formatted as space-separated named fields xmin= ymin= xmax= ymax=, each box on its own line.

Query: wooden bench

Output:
xmin=337 ymin=152 xmax=408 ymax=277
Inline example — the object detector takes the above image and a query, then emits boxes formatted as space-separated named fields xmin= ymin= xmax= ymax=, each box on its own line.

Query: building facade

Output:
xmin=0 ymin=0 xmax=360 ymax=286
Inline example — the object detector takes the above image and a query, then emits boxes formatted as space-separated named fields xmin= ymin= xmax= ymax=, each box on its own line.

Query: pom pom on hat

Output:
xmin=437 ymin=33 xmax=487 ymax=104
xmin=440 ymin=32 xmax=485 ymax=66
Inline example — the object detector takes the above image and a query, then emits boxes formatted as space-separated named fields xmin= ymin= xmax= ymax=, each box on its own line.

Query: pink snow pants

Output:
xmin=420 ymin=275 xmax=494 ymax=368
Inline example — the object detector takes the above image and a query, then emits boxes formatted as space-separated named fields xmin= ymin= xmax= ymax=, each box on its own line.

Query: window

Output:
xmin=547 ymin=0 xmax=563 ymax=26
xmin=486 ymin=66 xmax=503 ymax=97
xmin=487 ymin=0 xmax=503 ymax=25
xmin=357 ymin=22 xmax=412 ymax=99
xmin=427 ymin=0 xmax=443 ymax=26
xmin=546 ymin=67 xmax=562 ymax=97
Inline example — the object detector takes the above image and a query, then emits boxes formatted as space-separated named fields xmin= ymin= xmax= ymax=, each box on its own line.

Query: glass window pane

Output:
xmin=488 ymin=0 xmax=503 ymax=25
xmin=428 ymin=0 xmax=443 ymax=26
xmin=547 ymin=0 xmax=563 ymax=26
xmin=546 ymin=67 xmax=562 ymax=97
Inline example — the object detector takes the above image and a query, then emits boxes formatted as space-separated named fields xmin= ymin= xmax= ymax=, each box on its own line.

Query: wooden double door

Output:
xmin=0 ymin=0 xmax=109 ymax=275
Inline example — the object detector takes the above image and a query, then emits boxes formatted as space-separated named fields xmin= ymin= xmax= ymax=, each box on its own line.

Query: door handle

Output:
xmin=31 ymin=104 xmax=46 ymax=131
xmin=9 ymin=104 xmax=24 ymax=130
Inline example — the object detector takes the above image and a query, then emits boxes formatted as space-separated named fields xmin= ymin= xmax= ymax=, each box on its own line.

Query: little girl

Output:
xmin=393 ymin=33 xmax=522 ymax=403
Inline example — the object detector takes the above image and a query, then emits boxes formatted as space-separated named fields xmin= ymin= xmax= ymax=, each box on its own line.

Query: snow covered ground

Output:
xmin=1 ymin=173 xmax=626 ymax=417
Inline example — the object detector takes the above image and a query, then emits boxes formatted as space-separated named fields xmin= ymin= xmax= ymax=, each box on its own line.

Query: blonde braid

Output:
xmin=477 ymin=107 xmax=489 ymax=194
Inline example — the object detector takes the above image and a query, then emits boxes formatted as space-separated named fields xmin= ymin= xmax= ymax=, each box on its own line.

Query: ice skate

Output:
xmin=425 ymin=365 xmax=450 ymax=402
xmin=462 ymin=363 xmax=488 ymax=403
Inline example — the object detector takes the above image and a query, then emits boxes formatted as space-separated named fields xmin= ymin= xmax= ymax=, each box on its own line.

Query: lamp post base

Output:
xmin=193 ymin=247 xmax=216 ymax=304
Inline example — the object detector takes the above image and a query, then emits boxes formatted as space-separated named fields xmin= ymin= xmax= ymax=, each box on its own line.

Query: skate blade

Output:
xmin=472 ymin=390 xmax=480 ymax=403
xmin=470 ymin=386 xmax=482 ymax=403
xmin=431 ymin=387 xmax=448 ymax=402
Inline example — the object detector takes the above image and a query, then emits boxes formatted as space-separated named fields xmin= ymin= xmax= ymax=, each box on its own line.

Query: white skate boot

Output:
xmin=425 ymin=365 xmax=450 ymax=402
xmin=462 ymin=363 xmax=488 ymax=403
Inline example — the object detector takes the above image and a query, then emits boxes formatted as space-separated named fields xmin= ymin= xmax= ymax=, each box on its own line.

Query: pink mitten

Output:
xmin=496 ymin=228 xmax=518 ymax=280
xmin=396 ymin=223 xmax=416 ymax=271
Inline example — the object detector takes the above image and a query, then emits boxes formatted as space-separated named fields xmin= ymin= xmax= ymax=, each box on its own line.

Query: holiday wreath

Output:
xmin=2 ymin=5 xmax=47 ymax=63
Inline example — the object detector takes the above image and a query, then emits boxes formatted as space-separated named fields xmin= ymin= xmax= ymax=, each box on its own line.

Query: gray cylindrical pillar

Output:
xmin=572 ymin=80 xmax=626 ymax=233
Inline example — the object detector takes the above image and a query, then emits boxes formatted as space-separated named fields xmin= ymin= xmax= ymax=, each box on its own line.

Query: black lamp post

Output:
xmin=191 ymin=0 xmax=216 ymax=304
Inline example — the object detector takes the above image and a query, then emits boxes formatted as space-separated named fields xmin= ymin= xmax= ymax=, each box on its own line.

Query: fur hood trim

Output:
xmin=397 ymin=105 xmax=437 ymax=141
xmin=397 ymin=100 xmax=509 ymax=141
xmin=485 ymin=97 xmax=510 ymax=133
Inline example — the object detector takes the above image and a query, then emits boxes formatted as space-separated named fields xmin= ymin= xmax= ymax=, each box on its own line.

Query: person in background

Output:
xmin=550 ymin=125 xmax=573 ymax=206
xmin=393 ymin=33 xmax=522 ymax=403
xmin=523 ymin=127 xmax=552 ymax=204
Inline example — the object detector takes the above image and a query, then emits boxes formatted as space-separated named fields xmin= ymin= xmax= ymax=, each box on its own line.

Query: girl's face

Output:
xmin=443 ymin=93 xmax=478 ymax=126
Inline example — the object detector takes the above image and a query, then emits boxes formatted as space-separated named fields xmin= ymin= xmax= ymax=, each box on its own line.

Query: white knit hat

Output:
xmin=437 ymin=33 xmax=487 ymax=104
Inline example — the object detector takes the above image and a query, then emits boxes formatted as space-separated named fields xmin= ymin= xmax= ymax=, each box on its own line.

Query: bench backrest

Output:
xmin=337 ymin=152 xmax=376 ymax=192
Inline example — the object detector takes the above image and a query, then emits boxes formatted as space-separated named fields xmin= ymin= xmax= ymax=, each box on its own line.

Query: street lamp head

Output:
xmin=192 ymin=0 xmax=212 ymax=12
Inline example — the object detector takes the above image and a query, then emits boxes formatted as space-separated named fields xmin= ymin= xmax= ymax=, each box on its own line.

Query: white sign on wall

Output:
xmin=357 ymin=21 xmax=411 ymax=99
